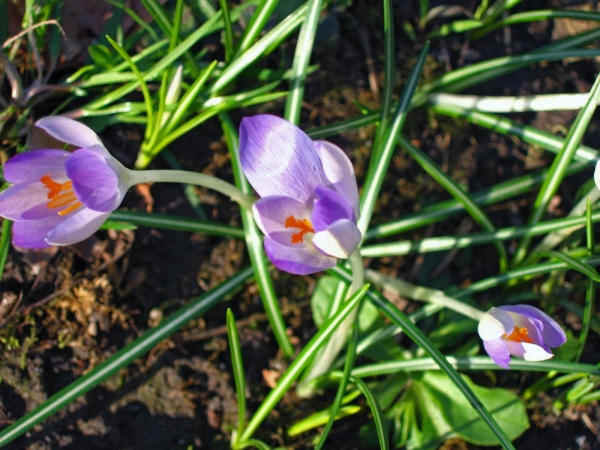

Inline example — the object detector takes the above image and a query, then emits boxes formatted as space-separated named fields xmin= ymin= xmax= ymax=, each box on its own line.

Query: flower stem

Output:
xmin=127 ymin=169 xmax=255 ymax=210
xmin=299 ymin=249 xmax=365 ymax=393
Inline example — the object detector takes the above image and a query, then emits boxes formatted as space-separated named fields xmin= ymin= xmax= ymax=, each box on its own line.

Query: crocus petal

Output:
xmin=500 ymin=304 xmax=566 ymax=348
xmin=0 ymin=180 xmax=63 ymax=220
xmin=483 ymin=339 xmax=511 ymax=369
xmin=313 ymin=218 xmax=362 ymax=259
xmin=311 ymin=185 xmax=355 ymax=232
xmin=46 ymin=208 xmax=111 ymax=245
xmin=505 ymin=341 xmax=554 ymax=362
xmin=65 ymin=149 xmax=126 ymax=212
xmin=3 ymin=150 xmax=70 ymax=184
xmin=477 ymin=307 xmax=514 ymax=341
xmin=12 ymin=215 xmax=66 ymax=248
xmin=264 ymin=236 xmax=337 ymax=275
xmin=252 ymin=196 xmax=313 ymax=245
xmin=36 ymin=116 xmax=104 ymax=150
xmin=314 ymin=140 xmax=360 ymax=217
xmin=240 ymin=115 xmax=329 ymax=202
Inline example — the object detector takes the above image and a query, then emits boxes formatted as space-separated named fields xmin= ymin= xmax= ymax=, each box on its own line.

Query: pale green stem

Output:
xmin=298 ymin=249 xmax=365 ymax=394
xmin=127 ymin=169 xmax=255 ymax=210
xmin=365 ymin=269 xmax=486 ymax=321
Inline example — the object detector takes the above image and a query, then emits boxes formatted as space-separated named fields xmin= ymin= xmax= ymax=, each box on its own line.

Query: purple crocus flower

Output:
xmin=240 ymin=115 xmax=362 ymax=275
xmin=477 ymin=305 xmax=567 ymax=369
xmin=0 ymin=117 xmax=130 ymax=248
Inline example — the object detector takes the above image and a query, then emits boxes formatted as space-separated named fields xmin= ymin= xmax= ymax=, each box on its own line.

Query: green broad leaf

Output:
xmin=88 ymin=44 xmax=115 ymax=68
xmin=370 ymin=372 xmax=410 ymax=410
xmin=410 ymin=372 xmax=529 ymax=447
xmin=311 ymin=276 xmax=382 ymax=333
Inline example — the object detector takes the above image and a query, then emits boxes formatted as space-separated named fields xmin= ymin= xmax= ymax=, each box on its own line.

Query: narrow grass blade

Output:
xmin=235 ymin=0 xmax=280 ymax=57
xmin=227 ymin=309 xmax=247 ymax=444
xmin=307 ymin=28 xmax=600 ymax=140
xmin=397 ymin=134 xmax=508 ymax=272
xmin=82 ymin=13 xmax=223 ymax=112
xmin=348 ymin=356 xmax=600 ymax=378
xmin=431 ymin=104 xmax=600 ymax=162
xmin=362 ymin=206 xmax=600 ymax=257
xmin=238 ymin=438 xmax=273 ymax=450
xmin=365 ymin=161 xmax=587 ymax=240
xmin=238 ymin=284 xmax=369 ymax=443
xmin=330 ymin=267 xmax=516 ymax=450
xmin=220 ymin=113 xmax=294 ymax=357
xmin=0 ymin=267 xmax=254 ymax=448
xmin=103 ymin=0 xmax=160 ymax=42
xmin=459 ymin=255 xmax=600 ymax=298
xmin=106 ymin=36 xmax=154 ymax=140
xmin=108 ymin=210 xmax=244 ymax=238
xmin=219 ymin=0 xmax=234 ymax=62
xmin=284 ymin=0 xmax=323 ymax=124
xmin=209 ymin=2 xmax=311 ymax=94
xmin=512 ymin=72 xmax=600 ymax=265
xmin=161 ymin=61 xmax=218 ymax=141
xmin=576 ymin=198 xmax=595 ymax=362
xmin=315 ymin=324 xmax=359 ymax=450
xmin=358 ymin=42 xmax=430 ymax=235
xmin=475 ymin=9 xmax=600 ymax=39
xmin=533 ymin=251 xmax=600 ymax=282
xmin=0 ymin=219 xmax=11 ymax=283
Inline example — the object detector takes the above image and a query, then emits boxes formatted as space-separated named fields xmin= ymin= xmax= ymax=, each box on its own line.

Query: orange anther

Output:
xmin=285 ymin=215 xmax=314 ymax=244
xmin=503 ymin=326 xmax=534 ymax=344
xmin=41 ymin=174 xmax=81 ymax=216
xmin=58 ymin=202 xmax=82 ymax=216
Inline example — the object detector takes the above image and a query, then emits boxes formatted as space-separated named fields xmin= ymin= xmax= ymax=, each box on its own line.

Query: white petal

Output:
xmin=478 ymin=307 xmax=514 ymax=340
xmin=505 ymin=341 xmax=554 ymax=362
xmin=312 ymin=218 xmax=361 ymax=259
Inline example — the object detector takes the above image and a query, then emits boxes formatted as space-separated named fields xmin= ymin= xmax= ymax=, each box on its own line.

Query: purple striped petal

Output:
xmin=65 ymin=149 xmax=125 ymax=212
xmin=240 ymin=115 xmax=329 ymax=202
xmin=483 ymin=338 xmax=511 ymax=369
xmin=12 ymin=215 xmax=66 ymax=248
xmin=36 ymin=116 xmax=104 ymax=150
xmin=313 ymin=219 xmax=361 ymax=259
xmin=0 ymin=180 xmax=62 ymax=220
xmin=311 ymin=185 xmax=355 ymax=232
xmin=46 ymin=208 xmax=111 ymax=245
xmin=499 ymin=305 xmax=566 ymax=348
xmin=252 ymin=196 xmax=313 ymax=246
xmin=314 ymin=140 xmax=360 ymax=217
xmin=3 ymin=150 xmax=70 ymax=184
xmin=264 ymin=236 xmax=337 ymax=275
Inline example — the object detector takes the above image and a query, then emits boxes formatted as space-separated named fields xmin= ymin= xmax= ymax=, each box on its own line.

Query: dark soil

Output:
xmin=2 ymin=0 xmax=600 ymax=449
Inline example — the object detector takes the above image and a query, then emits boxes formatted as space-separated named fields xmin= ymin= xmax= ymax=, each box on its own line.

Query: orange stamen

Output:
xmin=285 ymin=215 xmax=314 ymax=244
xmin=47 ymin=191 xmax=78 ymax=209
xmin=58 ymin=202 xmax=83 ymax=216
xmin=503 ymin=326 xmax=533 ymax=344
xmin=40 ymin=174 xmax=81 ymax=216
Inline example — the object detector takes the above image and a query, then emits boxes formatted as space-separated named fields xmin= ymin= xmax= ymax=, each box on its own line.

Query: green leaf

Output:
xmin=88 ymin=44 xmax=115 ymax=68
xmin=411 ymin=371 xmax=529 ymax=447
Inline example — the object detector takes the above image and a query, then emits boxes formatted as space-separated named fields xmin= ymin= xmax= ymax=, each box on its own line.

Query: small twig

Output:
xmin=356 ymin=25 xmax=380 ymax=101
xmin=0 ymin=53 xmax=23 ymax=104
xmin=175 ymin=312 xmax=269 ymax=343
xmin=2 ymin=20 xmax=66 ymax=49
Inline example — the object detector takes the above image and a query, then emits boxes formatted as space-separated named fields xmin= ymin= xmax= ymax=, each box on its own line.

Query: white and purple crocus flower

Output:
xmin=0 ymin=117 xmax=130 ymax=248
xmin=477 ymin=305 xmax=567 ymax=369
xmin=240 ymin=115 xmax=362 ymax=275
